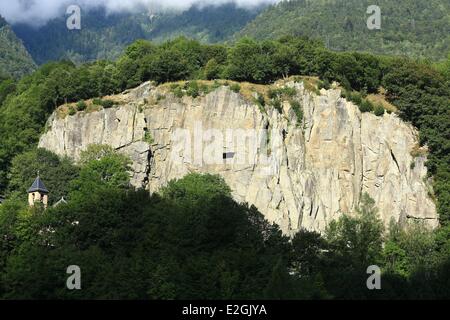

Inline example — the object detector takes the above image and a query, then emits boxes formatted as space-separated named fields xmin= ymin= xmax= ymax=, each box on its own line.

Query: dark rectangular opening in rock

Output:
xmin=223 ymin=152 xmax=235 ymax=160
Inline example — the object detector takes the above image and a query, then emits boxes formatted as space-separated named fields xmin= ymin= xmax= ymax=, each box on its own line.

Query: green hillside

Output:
xmin=13 ymin=4 xmax=260 ymax=65
xmin=237 ymin=0 xmax=450 ymax=60
xmin=0 ymin=16 xmax=36 ymax=78
xmin=142 ymin=3 xmax=260 ymax=43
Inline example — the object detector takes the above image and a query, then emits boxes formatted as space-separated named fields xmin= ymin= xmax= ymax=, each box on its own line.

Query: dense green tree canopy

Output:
xmin=12 ymin=4 xmax=261 ymax=65
xmin=7 ymin=148 xmax=78 ymax=204
xmin=1 ymin=169 xmax=449 ymax=299
xmin=0 ymin=171 xmax=292 ymax=299
xmin=237 ymin=0 xmax=450 ymax=61
xmin=0 ymin=17 xmax=36 ymax=79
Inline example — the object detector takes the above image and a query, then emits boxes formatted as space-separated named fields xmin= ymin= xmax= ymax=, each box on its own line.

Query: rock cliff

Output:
xmin=39 ymin=81 xmax=438 ymax=234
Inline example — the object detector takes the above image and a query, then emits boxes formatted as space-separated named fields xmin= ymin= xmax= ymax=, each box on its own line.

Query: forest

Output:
xmin=238 ymin=0 xmax=450 ymax=61
xmin=13 ymin=3 xmax=260 ymax=65
xmin=0 ymin=146 xmax=449 ymax=299
xmin=10 ymin=0 xmax=450 ymax=66
xmin=0 ymin=16 xmax=36 ymax=79
xmin=0 ymin=36 xmax=449 ymax=299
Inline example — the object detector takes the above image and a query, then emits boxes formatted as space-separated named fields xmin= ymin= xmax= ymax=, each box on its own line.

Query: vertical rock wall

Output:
xmin=39 ymin=81 xmax=438 ymax=234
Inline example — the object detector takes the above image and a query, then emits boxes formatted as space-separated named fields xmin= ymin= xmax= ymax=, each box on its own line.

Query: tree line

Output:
xmin=0 ymin=146 xmax=449 ymax=299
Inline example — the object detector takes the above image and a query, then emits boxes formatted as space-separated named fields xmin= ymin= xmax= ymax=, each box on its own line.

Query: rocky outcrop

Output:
xmin=39 ymin=81 xmax=438 ymax=234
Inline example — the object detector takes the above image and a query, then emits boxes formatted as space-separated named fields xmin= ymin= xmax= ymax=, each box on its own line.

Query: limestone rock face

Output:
xmin=39 ymin=81 xmax=438 ymax=234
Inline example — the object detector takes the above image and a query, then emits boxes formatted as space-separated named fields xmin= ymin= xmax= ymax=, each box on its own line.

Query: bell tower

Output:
xmin=28 ymin=173 xmax=49 ymax=209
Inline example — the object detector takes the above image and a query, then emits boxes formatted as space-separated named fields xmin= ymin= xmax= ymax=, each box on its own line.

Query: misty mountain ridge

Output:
xmin=6 ymin=0 xmax=450 ymax=67
xmin=12 ymin=3 xmax=264 ymax=65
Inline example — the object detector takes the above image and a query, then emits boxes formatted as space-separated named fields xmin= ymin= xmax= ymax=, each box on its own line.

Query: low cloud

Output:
xmin=0 ymin=0 xmax=278 ymax=26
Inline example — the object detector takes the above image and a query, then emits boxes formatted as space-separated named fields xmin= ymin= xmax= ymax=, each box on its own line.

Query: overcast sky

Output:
xmin=0 ymin=0 xmax=279 ymax=26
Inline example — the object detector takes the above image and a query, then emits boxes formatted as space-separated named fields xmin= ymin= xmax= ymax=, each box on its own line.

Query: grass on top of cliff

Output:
xmin=159 ymin=77 xmax=397 ymax=117
xmin=54 ymin=76 xmax=396 ymax=119
xmin=56 ymin=96 xmax=124 ymax=119
xmin=56 ymin=79 xmax=287 ymax=118
xmin=366 ymin=93 xmax=398 ymax=114
xmin=159 ymin=79 xmax=271 ymax=102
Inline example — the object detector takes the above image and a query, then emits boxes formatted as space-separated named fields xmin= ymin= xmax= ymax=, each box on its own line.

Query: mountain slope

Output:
xmin=141 ymin=3 xmax=261 ymax=43
xmin=0 ymin=16 xmax=36 ymax=78
xmin=13 ymin=4 xmax=261 ymax=65
xmin=237 ymin=0 xmax=450 ymax=60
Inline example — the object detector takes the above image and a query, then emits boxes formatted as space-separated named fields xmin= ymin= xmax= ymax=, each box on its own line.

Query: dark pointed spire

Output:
xmin=28 ymin=175 xmax=49 ymax=194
